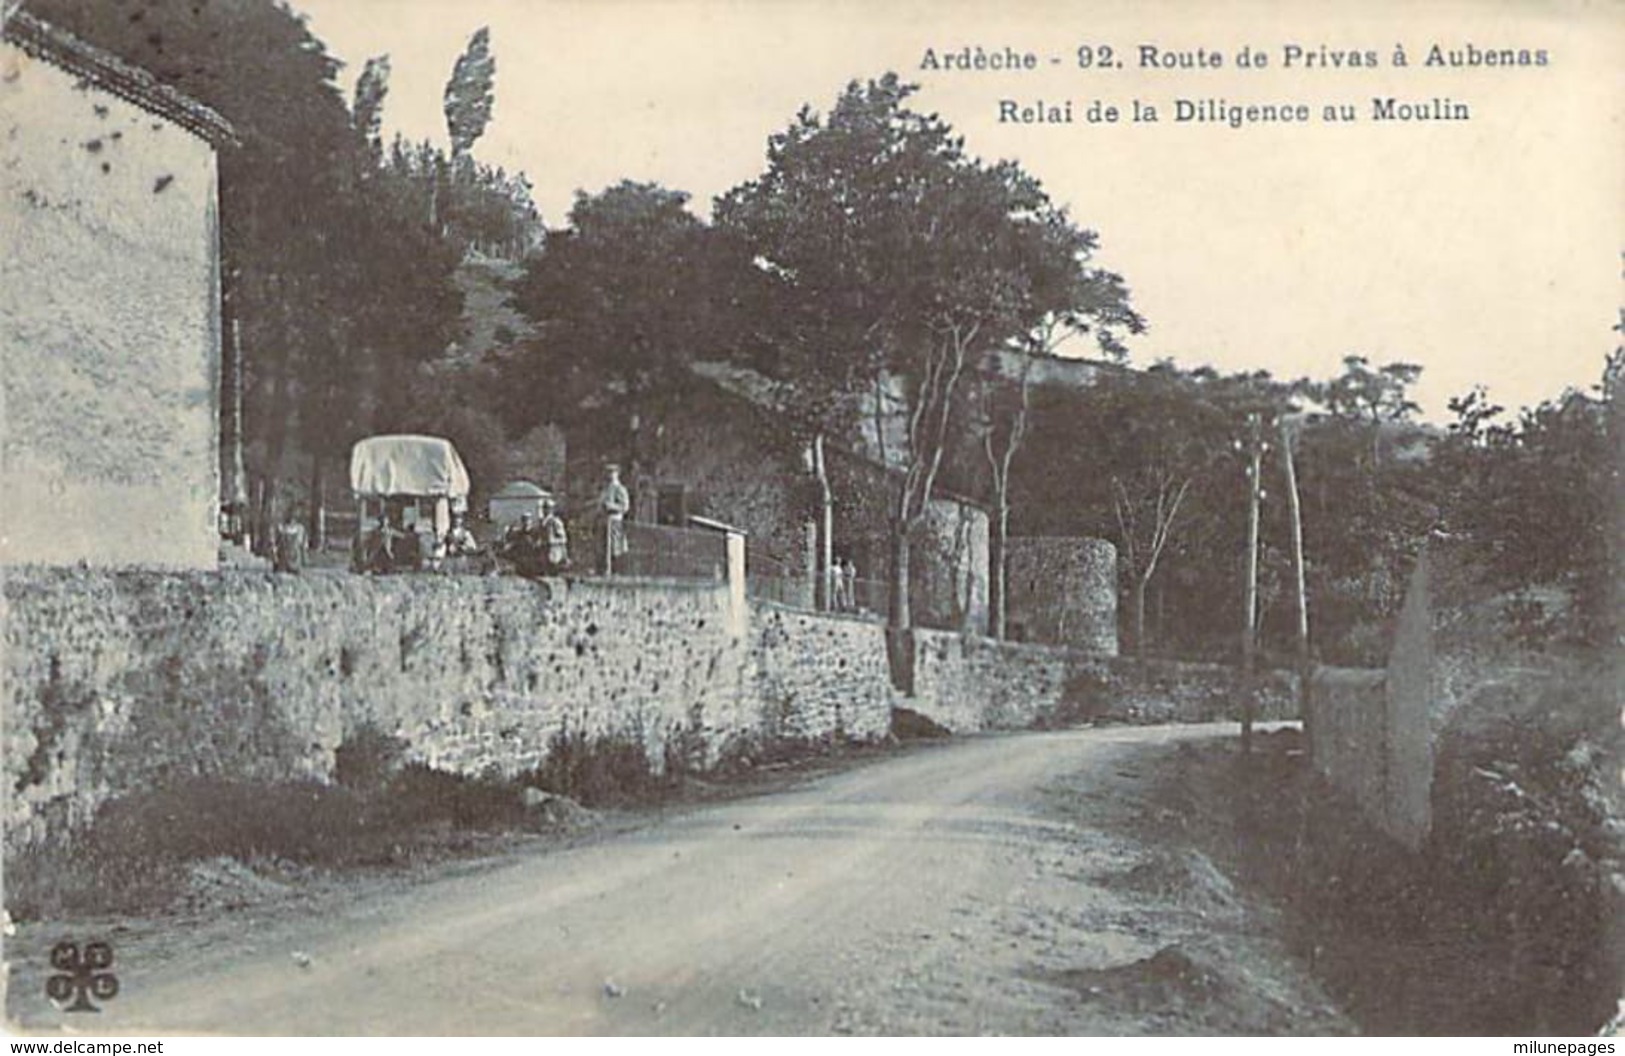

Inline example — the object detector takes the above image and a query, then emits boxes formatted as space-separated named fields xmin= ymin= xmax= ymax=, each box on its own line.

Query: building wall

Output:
xmin=2 ymin=569 xmax=895 ymax=852
xmin=1006 ymin=537 xmax=1118 ymax=653
xmin=589 ymin=384 xmax=994 ymax=627
xmin=648 ymin=383 xmax=811 ymax=578
xmin=1384 ymin=548 xmax=1436 ymax=848
xmin=1 ymin=43 xmax=221 ymax=570
xmin=824 ymin=447 xmax=990 ymax=631
xmin=5 ymin=563 xmax=1307 ymax=851
xmin=909 ymin=631 xmax=1069 ymax=732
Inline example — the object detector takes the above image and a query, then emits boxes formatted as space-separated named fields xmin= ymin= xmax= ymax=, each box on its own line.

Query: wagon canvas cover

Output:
xmin=348 ymin=435 xmax=471 ymax=497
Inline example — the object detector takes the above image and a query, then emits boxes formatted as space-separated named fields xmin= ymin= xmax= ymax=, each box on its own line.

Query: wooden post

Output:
xmin=1241 ymin=412 xmax=1263 ymax=754
xmin=1279 ymin=416 xmax=1312 ymax=745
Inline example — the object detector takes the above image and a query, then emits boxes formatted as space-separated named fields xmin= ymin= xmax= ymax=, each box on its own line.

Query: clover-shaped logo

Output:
xmin=46 ymin=940 xmax=118 ymax=1012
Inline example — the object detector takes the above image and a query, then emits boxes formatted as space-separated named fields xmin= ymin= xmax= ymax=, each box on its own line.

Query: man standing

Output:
xmin=599 ymin=463 xmax=630 ymax=574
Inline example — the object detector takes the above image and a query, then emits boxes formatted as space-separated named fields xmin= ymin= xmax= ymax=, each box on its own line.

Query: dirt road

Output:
xmin=10 ymin=724 xmax=1350 ymax=1035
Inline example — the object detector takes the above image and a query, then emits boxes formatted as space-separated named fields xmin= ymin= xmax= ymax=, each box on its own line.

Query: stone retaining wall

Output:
xmin=2 ymin=569 xmax=893 ymax=851
xmin=908 ymin=628 xmax=1297 ymax=734
xmin=750 ymin=603 xmax=894 ymax=745
xmin=6 ymin=567 xmax=1303 ymax=854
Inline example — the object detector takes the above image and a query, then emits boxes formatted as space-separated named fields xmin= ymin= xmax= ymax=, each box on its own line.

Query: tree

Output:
xmin=1439 ymin=351 xmax=1619 ymax=647
xmin=717 ymin=74 xmax=1141 ymax=633
xmin=506 ymin=181 xmax=745 ymax=483
xmin=1310 ymin=354 xmax=1424 ymax=469
xmin=1098 ymin=368 xmax=1227 ymax=657
xmin=384 ymin=136 xmax=541 ymax=257
xmin=1293 ymin=356 xmax=1436 ymax=663
xmin=32 ymin=1 xmax=472 ymax=544
xmin=352 ymin=55 xmax=391 ymax=161
xmin=1010 ymin=364 xmax=1294 ymax=659
xmin=976 ymin=269 xmax=1142 ymax=639
xmin=444 ymin=26 xmax=496 ymax=158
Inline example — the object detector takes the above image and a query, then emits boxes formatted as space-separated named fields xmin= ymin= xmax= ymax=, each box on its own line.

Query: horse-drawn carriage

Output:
xmin=349 ymin=434 xmax=474 ymax=573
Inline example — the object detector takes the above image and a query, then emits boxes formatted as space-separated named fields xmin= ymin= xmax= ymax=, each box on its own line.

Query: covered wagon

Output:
xmin=349 ymin=434 xmax=471 ymax=572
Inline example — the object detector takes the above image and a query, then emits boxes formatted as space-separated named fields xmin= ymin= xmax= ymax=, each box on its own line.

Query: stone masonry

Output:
xmin=3 ymin=569 xmax=894 ymax=851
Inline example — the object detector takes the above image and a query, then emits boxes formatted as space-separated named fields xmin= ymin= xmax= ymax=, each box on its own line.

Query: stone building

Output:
xmin=561 ymin=364 xmax=990 ymax=632
xmin=1 ymin=11 xmax=235 ymax=569
xmin=1005 ymin=536 xmax=1118 ymax=654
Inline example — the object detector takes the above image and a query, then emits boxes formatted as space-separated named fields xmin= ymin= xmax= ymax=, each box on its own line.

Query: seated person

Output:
xmin=446 ymin=515 xmax=479 ymax=557
xmin=500 ymin=513 xmax=545 ymax=576
xmin=359 ymin=515 xmax=402 ymax=574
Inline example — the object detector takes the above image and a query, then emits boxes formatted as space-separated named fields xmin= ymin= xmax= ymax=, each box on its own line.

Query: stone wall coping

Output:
xmin=753 ymin=599 xmax=884 ymax=625
xmin=3 ymin=567 xmax=729 ymax=594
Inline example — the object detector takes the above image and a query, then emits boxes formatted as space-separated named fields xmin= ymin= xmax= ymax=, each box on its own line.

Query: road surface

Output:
xmin=10 ymin=723 xmax=1347 ymax=1035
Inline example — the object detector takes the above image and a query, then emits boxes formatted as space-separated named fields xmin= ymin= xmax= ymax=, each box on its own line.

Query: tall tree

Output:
xmin=717 ymin=74 xmax=1140 ymax=633
xmin=384 ymin=135 xmax=541 ymax=257
xmin=351 ymin=54 xmax=391 ymax=161
xmin=1310 ymin=354 xmax=1424 ymax=469
xmin=443 ymin=26 xmax=495 ymax=158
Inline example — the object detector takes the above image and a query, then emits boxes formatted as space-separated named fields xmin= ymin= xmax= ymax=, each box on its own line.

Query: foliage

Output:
xmin=502 ymin=181 xmax=747 ymax=477
xmin=1437 ymin=350 xmax=1620 ymax=648
xmin=351 ymin=54 xmax=391 ymax=160
xmin=383 ymin=135 xmax=542 ymax=258
xmin=716 ymin=74 xmax=1141 ymax=628
xmin=1013 ymin=364 xmax=1294 ymax=657
xmin=1430 ymin=664 xmax=1623 ymax=1033
xmin=443 ymin=25 xmax=496 ymax=158
xmin=26 ymin=0 xmax=477 ymax=536
xmin=1289 ymin=357 xmax=1440 ymax=663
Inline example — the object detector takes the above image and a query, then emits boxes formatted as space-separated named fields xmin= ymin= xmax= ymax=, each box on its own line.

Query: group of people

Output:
xmin=831 ymin=555 xmax=860 ymax=612
xmin=499 ymin=495 xmax=569 ymax=577
xmin=355 ymin=514 xmax=436 ymax=573
xmin=278 ymin=464 xmax=633 ymax=578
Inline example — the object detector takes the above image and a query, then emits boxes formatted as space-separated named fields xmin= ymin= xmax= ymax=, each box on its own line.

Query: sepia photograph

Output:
xmin=1 ymin=0 xmax=1620 ymax=1040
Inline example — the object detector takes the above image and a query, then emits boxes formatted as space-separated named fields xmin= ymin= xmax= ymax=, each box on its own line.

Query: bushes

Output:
xmin=533 ymin=728 xmax=664 ymax=806
xmin=5 ymin=730 xmax=538 ymax=921
xmin=334 ymin=724 xmax=410 ymax=790
xmin=1428 ymin=665 xmax=1624 ymax=1034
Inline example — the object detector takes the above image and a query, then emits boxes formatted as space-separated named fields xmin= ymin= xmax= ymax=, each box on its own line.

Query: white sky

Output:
xmin=293 ymin=0 xmax=1623 ymax=421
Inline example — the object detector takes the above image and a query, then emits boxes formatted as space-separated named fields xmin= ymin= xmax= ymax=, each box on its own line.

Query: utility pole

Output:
xmin=1240 ymin=411 xmax=1264 ymax=755
xmin=1279 ymin=416 xmax=1311 ymax=746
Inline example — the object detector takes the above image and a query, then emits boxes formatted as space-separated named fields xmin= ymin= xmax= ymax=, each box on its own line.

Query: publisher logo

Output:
xmin=46 ymin=941 xmax=118 ymax=1013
